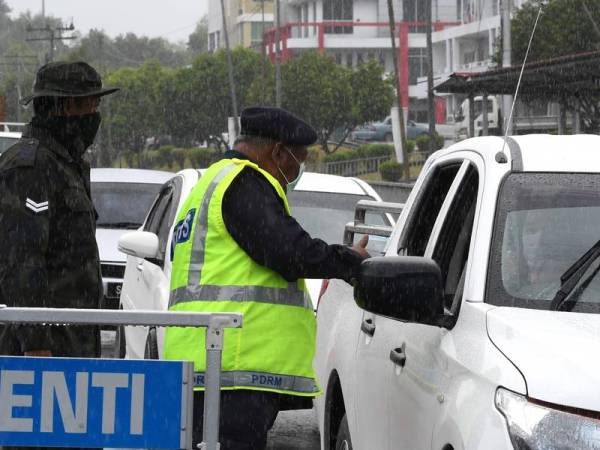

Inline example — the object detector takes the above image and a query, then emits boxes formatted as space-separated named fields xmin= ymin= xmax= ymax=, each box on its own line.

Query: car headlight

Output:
xmin=495 ymin=388 xmax=600 ymax=450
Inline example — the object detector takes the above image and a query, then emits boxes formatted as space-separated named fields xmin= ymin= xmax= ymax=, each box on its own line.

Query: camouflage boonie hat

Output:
xmin=21 ymin=61 xmax=119 ymax=105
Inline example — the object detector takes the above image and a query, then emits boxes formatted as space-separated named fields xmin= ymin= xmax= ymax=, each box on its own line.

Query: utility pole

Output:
xmin=274 ymin=0 xmax=282 ymax=107
xmin=386 ymin=0 xmax=409 ymax=180
xmin=426 ymin=0 xmax=436 ymax=152
xmin=501 ymin=0 xmax=513 ymax=134
xmin=220 ymin=0 xmax=239 ymax=136
xmin=261 ymin=0 xmax=266 ymax=105
xmin=41 ymin=0 xmax=45 ymax=18
xmin=26 ymin=23 xmax=76 ymax=63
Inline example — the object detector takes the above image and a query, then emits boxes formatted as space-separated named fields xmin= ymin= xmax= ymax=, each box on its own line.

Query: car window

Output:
xmin=487 ymin=173 xmax=600 ymax=314
xmin=398 ymin=162 xmax=462 ymax=256
xmin=431 ymin=164 xmax=479 ymax=312
xmin=144 ymin=183 xmax=173 ymax=236
xmin=92 ymin=182 xmax=163 ymax=229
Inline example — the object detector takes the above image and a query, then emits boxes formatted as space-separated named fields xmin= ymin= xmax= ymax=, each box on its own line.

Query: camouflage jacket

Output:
xmin=0 ymin=123 xmax=101 ymax=357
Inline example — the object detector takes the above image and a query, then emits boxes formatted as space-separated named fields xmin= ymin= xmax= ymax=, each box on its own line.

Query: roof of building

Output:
xmin=434 ymin=51 xmax=600 ymax=99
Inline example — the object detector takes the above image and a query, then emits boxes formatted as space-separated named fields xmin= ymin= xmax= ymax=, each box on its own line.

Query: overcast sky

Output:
xmin=7 ymin=0 xmax=209 ymax=44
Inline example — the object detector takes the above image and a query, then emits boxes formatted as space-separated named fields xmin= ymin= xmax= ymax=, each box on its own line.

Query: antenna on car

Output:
xmin=498 ymin=3 xmax=544 ymax=162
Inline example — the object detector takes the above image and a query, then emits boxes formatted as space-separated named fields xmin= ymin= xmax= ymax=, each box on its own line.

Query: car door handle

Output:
xmin=389 ymin=344 xmax=406 ymax=368
xmin=136 ymin=262 xmax=144 ymax=272
xmin=360 ymin=318 xmax=376 ymax=337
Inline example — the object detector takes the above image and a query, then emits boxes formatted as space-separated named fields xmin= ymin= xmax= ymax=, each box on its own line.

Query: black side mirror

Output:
xmin=354 ymin=256 xmax=444 ymax=326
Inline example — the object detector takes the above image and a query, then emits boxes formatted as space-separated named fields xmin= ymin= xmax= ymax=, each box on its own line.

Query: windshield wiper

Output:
xmin=550 ymin=238 xmax=600 ymax=311
xmin=96 ymin=222 xmax=141 ymax=229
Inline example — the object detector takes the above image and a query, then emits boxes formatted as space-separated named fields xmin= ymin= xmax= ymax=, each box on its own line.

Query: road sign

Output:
xmin=0 ymin=356 xmax=193 ymax=449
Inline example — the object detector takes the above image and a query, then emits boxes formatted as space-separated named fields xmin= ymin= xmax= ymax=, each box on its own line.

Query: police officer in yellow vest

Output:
xmin=165 ymin=106 xmax=370 ymax=449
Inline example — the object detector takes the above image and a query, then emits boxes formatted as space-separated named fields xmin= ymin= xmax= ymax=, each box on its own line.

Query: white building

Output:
xmin=208 ymin=0 xmax=275 ymax=52
xmin=263 ymin=0 xmax=458 ymax=122
xmin=418 ymin=0 xmax=529 ymax=122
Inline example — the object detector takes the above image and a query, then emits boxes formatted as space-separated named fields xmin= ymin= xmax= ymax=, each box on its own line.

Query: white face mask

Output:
xmin=276 ymin=147 xmax=305 ymax=192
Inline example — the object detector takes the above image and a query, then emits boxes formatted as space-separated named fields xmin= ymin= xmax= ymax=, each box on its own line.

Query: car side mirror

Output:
xmin=118 ymin=231 xmax=160 ymax=263
xmin=353 ymin=256 xmax=444 ymax=326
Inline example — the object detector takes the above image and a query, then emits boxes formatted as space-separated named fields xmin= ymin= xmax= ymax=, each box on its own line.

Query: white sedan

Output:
xmin=91 ymin=168 xmax=174 ymax=310
xmin=117 ymin=169 xmax=391 ymax=360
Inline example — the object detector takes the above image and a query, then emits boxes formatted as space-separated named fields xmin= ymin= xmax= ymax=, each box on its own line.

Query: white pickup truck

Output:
xmin=315 ymin=135 xmax=600 ymax=450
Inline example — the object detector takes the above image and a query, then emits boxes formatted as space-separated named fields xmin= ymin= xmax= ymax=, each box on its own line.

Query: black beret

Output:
xmin=240 ymin=106 xmax=317 ymax=146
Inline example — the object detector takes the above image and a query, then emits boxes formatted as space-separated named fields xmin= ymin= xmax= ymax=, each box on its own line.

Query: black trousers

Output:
xmin=193 ymin=390 xmax=280 ymax=450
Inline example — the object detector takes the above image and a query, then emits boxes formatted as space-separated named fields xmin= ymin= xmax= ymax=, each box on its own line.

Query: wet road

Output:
xmin=101 ymin=332 xmax=321 ymax=450
xmin=267 ymin=409 xmax=320 ymax=449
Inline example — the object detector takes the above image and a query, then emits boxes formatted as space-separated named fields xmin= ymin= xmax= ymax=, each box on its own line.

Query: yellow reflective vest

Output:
xmin=164 ymin=158 xmax=320 ymax=396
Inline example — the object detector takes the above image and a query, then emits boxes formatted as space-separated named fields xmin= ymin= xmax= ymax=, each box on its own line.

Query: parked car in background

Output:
xmin=315 ymin=134 xmax=600 ymax=450
xmin=90 ymin=168 xmax=174 ymax=311
xmin=117 ymin=169 xmax=393 ymax=360
xmin=0 ymin=131 xmax=21 ymax=156
xmin=352 ymin=116 xmax=428 ymax=142
xmin=0 ymin=122 xmax=24 ymax=156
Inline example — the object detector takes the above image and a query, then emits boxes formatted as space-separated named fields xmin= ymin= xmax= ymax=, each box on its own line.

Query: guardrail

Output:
xmin=0 ymin=306 xmax=243 ymax=450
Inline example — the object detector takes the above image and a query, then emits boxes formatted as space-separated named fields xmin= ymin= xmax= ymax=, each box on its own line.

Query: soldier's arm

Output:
xmin=0 ymin=165 xmax=52 ymax=354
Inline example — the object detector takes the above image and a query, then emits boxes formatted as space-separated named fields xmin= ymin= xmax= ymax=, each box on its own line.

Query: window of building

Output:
xmin=403 ymin=0 xmax=427 ymax=31
xmin=408 ymin=48 xmax=428 ymax=85
xmin=323 ymin=0 xmax=353 ymax=34
xmin=251 ymin=22 xmax=272 ymax=46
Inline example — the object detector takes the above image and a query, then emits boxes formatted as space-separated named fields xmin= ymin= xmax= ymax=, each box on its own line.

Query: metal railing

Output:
xmin=308 ymin=151 xmax=429 ymax=178
xmin=318 ymin=155 xmax=392 ymax=177
xmin=0 ymin=306 xmax=243 ymax=450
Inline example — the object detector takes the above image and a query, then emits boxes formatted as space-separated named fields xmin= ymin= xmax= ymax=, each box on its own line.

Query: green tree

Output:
xmin=511 ymin=0 xmax=600 ymax=131
xmin=187 ymin=16 xmax=209 ymax=54
xmin=282 ymin=51 xmax=352 ymax=153
xmin=165 ymin=48 xmax=265 ymax=148
xmin=103 ymin=60 xmax=172 ymax=157
xmin=511 ymin=0 xmax=600 ymax=64
xmin=248 ymin=52 xmax=394 ymax=153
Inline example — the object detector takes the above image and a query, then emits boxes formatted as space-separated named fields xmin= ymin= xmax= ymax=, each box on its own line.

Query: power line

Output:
xmin=26 ymin=23 xmax=77 ymax=63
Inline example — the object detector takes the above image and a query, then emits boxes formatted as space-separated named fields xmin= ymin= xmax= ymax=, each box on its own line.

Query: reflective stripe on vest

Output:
xmin=170 ymin=284 xmax=312 ymax=309
xmin=187 ymin=163 xmax=237 ymax=287
xmin=193 ymin=371 xmax=319 ymax=394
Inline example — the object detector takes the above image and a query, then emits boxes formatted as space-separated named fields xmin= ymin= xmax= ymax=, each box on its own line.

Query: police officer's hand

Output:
xmin=24 ymin=350 xmax=52 ymax=357
xmin=352 ymin=235 xmax=370 ymax=260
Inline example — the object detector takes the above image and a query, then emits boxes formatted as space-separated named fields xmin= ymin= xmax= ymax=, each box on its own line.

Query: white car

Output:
xmin=0 ymin=132 xmax=22 ymax=156
xmin=314 ymin=135 xmax=600 ymax=450
xmin=90 ymin=168 xmax=174 ymax=310
xmin=118 ymin=169 xmax=392 ymax=360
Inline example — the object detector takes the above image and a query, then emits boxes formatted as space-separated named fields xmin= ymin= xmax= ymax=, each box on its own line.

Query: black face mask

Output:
xmin=35 ymin=112 xmax=101 ymax=159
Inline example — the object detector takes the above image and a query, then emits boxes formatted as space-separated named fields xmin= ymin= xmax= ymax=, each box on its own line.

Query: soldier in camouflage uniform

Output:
xmin=0 ymin=61 xmax=119 ymax=364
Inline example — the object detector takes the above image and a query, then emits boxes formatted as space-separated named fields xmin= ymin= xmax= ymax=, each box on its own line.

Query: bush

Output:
xmin=379 ymin=160 xmax=404 ymax=182
xmin=172 ymin=148 xmax=188 ymax=169
xmin=415 ymin=133 xmax=444 ymax=153
xmin=190 ymin=147 xmax=220 ymax=168
xmin=356 ymin=143 xmax=395 ymax=158
xmin=322 ymin=151 xmax=354 ymax=163
xmin=157 ymin=145 xmax=175 ymax=168
xmin=306 ymin=146 xmax=322 ymax=165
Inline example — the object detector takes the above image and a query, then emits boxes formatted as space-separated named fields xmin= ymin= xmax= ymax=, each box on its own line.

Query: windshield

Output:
xmin=487 ymin=172 xmax=600 ymax=314
xmin=288 ymin=191 xmax=390 ymax=253
xmin=91 ymin=182 xmax=163 ymax=229
xmin=0 ymin=136 xmax=18 ymax=155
